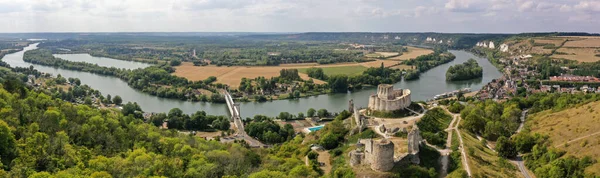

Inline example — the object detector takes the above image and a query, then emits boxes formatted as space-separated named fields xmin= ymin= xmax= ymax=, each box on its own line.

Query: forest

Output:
xmin=0 ymin=69 xmax=339 ymax=178
xmin=445 ymin=59 xmax=483 ymax=81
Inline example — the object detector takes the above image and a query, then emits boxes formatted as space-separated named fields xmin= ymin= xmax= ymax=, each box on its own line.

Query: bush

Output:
xmin=169 ymin=59 xmax=182 ymax=66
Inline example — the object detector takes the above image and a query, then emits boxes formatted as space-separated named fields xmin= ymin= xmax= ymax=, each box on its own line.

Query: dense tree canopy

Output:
xmin=446 ymin=59 xmax=483 ymax=81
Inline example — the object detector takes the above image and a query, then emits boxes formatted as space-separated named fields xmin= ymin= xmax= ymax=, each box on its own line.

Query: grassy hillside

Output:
xmin=417 ymin=108 xmax=453 ymax=148
xmin=529 ymin=101 xmax=600 ymax=175
xmin=461 ymin=129 xmax=521 ymax=178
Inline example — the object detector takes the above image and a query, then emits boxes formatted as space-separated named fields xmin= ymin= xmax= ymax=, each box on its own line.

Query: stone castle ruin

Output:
xmin=349 ymin=127 xmax=422 ymax=172
xmin=368 ymin=84 xmax=411 ymax=112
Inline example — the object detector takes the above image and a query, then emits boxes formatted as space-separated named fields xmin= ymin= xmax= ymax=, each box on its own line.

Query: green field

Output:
xmin=298 ymin=66 xmax=367 ymax=77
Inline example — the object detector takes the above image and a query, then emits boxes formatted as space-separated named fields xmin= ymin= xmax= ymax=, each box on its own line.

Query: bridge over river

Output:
xmin=223 ymin=91 xmax=266 ymax=147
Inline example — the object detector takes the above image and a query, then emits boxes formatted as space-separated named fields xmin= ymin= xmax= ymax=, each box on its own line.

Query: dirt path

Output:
xmin=318 ymin=151 xmax=332 ymax=174
xmin=454 ymin=113 xmax=473 ymax=177
xmin=439 ymin=111 xmax=458 ymax=178
xmin=554 ymin=130 xmax=600 ymax=147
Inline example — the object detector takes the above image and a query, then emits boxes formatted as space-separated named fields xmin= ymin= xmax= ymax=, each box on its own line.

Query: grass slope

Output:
xmin=461 ymin=129 xmax=521 ymax=178
xmin=529 ymin=101 xmax=600 ymax=175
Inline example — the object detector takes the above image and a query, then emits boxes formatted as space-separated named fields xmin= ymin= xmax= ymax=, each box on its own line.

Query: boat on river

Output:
xmin=433 ymin=88 xmax=471 ymax=100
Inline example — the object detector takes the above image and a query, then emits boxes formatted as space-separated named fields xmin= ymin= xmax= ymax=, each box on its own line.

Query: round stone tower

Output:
xmin=370 ymin=139 xmax=395 ymax=172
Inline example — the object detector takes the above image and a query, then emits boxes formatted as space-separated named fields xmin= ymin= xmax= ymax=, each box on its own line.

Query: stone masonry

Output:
xmin=368 ymin=84 xmax=411 ymax=112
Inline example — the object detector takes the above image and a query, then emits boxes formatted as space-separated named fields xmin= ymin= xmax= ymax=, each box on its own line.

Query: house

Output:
xmin=582 ymin=85 xmax=590 ymax=93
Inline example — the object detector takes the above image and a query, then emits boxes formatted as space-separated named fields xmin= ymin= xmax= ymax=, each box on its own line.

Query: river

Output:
xmin=53 ymin=53 xmax=151 ymax=69
xmin=2 ymin=43 xmax=502 ymax=118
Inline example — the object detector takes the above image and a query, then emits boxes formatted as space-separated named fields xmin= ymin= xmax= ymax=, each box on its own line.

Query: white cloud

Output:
xmin=518 ymin=1 xmax=535 ymax=12
xmin=413 ymin=6 xmax=438 ymax=17
xmin=0 ymin=0 xmax=597 ymax=33
xmin=445 ymin=0 xmax=485 ymax=13
xmin=574 ymin=1 xmax=600 ymax=12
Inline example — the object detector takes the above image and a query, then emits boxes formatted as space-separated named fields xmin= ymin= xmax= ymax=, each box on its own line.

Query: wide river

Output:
xmin=2 ymin=43 xmax=502 ymax=118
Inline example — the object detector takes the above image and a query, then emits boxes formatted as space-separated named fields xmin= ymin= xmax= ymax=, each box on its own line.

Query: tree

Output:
xmin=327 ymin=75 xmax=348 ymax=93
xmin=320 ymin=133 xmax=339 ymax=149
xmin=278 ymin=112 xmax=292 ymax=121
xmin=170 ymin=59 xmax=182 ymax=66
xmin=212 ymin=117 xmax=230 ymax=131
xmin=74 ymin=78 xmax=81 ymax=86
xmin=84 ymin=97 xmax=93 ymax=105
xmin=306 ymin=67 xmax=326 ymax=80
xmin=106 ymin=94 xmax=112 ymax=104
xmin=317 ymin=109 xmax=329 ymax=118
xmin=122 ymin=102 xmax=142 ymax=118
xmin=150 ymin=113 xmax=167 ymax=127
xmin=0 ymin=120 xmax=16 ymax=168
xmin=298 ymin=112 xmax=305 ymax=119
xmin=112 ymin=95 xmax=123 ymax=105
xmin=307 ymin=108 xmax=316 ymax=117
xmin=496 ymin=136 xmax=517 ymax=158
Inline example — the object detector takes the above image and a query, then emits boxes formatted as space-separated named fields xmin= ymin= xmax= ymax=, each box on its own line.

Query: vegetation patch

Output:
xmin=446 ymin=59 xmax=483 ymax=81
xmin=417 ymin=108 xmax=452 ymax=148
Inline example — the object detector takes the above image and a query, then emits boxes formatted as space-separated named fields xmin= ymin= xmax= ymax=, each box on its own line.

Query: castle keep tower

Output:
xmin=368 ymin=84 xmax=411 ymax=112
xmin=370 ymin=139 xmax=395 ymax=171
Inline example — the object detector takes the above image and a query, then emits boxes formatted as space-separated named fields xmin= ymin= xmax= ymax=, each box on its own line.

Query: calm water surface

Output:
xmin=2 ymin=43 xmax=502 ymax=118
xmin=53 ymin=53 xmax=151 ymax=69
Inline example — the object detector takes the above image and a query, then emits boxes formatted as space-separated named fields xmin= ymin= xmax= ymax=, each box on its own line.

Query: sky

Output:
xmin=0 ymin=0 xmax=598 ymax=33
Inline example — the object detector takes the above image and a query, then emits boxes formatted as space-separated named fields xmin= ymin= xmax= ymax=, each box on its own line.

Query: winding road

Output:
xmin=512 ymin=110 xmax=533 ymax=178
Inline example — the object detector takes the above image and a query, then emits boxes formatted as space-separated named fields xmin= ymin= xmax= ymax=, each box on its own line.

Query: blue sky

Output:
xmin=0 ymin=0 xmax=598 ymax=33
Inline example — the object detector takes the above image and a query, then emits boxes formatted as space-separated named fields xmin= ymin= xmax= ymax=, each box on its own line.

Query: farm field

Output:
xmin=365 ymin=52 xmax=400 ymax=58
xmin=173 ymin=46 xmax=432 ymax=87
xmin=390 ymin=64 xmax=413 ymax=70
xmin=531 ymin=46 xmax=554 ymax=55
xmin=174 ymin=62 xmax=326 ymax=88
xmin=175 ymin=59 xmax=410 ymax=87
xmin=534 ymin=38 xmax=565 ymax=46
xmin=552 ymin=47 xmax=600 ymax=62
xmin=389 ymin=46 xmax=433 ymax=61
xmin=563 ymin=37 xmax=600 ymax=48
xmin=529 ymin=101 xmax=600 ymax=175
xmin=298 ymin=65 xmax=367 ymax=77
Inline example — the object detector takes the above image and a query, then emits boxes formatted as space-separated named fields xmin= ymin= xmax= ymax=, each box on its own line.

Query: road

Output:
xmin=512 ymin=109 xmax=533 ymax=178
xmin=223 ymin=91 xmax=265 ymax=147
